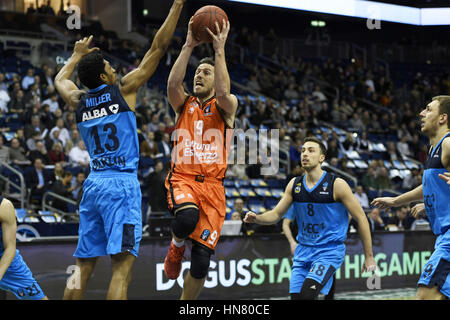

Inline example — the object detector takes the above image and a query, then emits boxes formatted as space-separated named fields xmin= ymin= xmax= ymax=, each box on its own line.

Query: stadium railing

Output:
xmin=0 ymin=160 xmax=27 ymax=209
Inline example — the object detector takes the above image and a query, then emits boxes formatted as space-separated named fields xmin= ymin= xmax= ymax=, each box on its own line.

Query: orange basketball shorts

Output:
xmin=165 ymin=172 xmax=226 ymax=250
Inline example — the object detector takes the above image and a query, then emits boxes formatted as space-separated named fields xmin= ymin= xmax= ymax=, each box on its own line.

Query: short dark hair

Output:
xmin=63 ymin=171 xmax=73 ymax=178
xmin=432 ymin=95 xmax=450 ymax=129
xmin=303 ymin=136 xmax=327 ymax=156
xmin=198 ymin=57 xmax=215 ymax=68
xmin=77 ymin=52 xmax=106 ymax=89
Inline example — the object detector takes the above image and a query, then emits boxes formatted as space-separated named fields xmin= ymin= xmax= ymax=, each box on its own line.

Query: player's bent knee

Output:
xmin=190 ymin=243 xmax=211 ymax=279
xmin=171 ymin=207 xmax=199 ymax=239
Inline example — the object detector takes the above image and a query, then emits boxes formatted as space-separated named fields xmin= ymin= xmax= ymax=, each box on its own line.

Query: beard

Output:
xmin=194 ymin=86 xmax=214 ymax=99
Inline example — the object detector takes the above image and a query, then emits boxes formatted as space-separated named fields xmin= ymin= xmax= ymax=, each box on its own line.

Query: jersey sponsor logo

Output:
xmin=109 ymin=104 xmax=119 ymax=114
xmin=204 ymin=105 xmax=213 ymax=116
xmin=322 ymin=182 xmax=328 ymax=191
xmin=82 ymin=107 xmax=108 ymax=122
xmin=201 ymin=229 xmax=210 ymax=241
xmin=295 ymin=186 xmax=301 ymax=193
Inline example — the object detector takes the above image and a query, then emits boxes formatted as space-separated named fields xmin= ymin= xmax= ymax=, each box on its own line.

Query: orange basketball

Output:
xmin=191 ymin=5 xmax=229 ymax=43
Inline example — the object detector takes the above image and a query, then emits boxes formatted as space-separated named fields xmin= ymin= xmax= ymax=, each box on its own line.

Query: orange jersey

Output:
xmin=170 ymin=96 xmax=233 ymax=180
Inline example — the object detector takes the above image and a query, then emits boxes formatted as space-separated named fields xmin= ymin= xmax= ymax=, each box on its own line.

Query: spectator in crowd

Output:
xmin=375 ymin=166 xmax=392 ymax=190
xmin=25 ymin=116 xmax=46 ymax=140
xmin=51 ymin=170 xmax=75 ymax=212
xmin=24 ymin=83 xmax=42 ymax=106
xmin=386 ymin=141 xmax=402 ymax=161
xmin=0 ymin=135 xmax=10 ymax=163
xmin=146 ymin=161 xmax=168 ymax=214
xmin=340 ymin=132 xmax=357 ymax=153
xmin=289 ymin=139 xmax=302 ymax=168
xmin=0 ymin=73 xmax=7 ymax=92
xmin=353 ymin=185 xmax=370 ymax=210
xmin=388 ymin=206 xmax=413 ymax=231
xmin=48 ymin=142 xmax=66 ymax=165
xmin=227 ymin=198 xmax=245 ymax=220
xmin=42 ymin=68 xmax=55 ymax=90
xmin=53 ymin=162 xmax=64 ymax=182
xmin=396 ymin=135 xmax=412 ymax=158
xmin=348 ymin=113 xmax=365 ymax=132
xmin=0 ymin=84 xmax=10 ymax=113
xmin=21 ymin=69 xmax=35 ymax=90
xmin=367 ymin=207 xmax=386 ymax=232
xmin=362 ymin=166 xmax=378 ymax=191
xmin=72 ymin=171 xmax=86 ymax=203
xmin=158 ymin=133 xmax=172 ymax=159
xmin=26 ymin=4 xmax=36 ymax=14
xmin=50 ymin=118 xmax=70 ymax=147
xmin=140 ymin=131 xmax=159 ymax=158
xmin=402 ymin=168 xmax=421 ymax=191
xmin=68 ymin=140 xmax=90 ymax=168
xmin=42 ymin=93 xmax=60 ymax=114
xmin=326 ymin=139 xmax=339 ymax=160
xmin=9 ymin=138 xmax=28 ymax=165
xmin=64 ymin=129 xmax=81 ymax=155
xmin=28 ymin=140 xmax=49 ymax=165
xmin=148 ymin=114 xmax=161 ymax=132
xmin=25 ymin=158 xmax=53 ymax=204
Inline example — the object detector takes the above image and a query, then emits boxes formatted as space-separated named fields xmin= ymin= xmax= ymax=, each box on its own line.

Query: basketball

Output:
xmin=191 ymin=5 xmax=229 ymax=43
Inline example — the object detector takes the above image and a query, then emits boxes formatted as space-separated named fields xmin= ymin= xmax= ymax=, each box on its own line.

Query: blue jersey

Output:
xmin=290 ymin=171 xmax=349 ymax=246
xmin=76 ymin=84 xmax=139 ymax=175
xmin=422 ymin=133 xmax=450 ymax=235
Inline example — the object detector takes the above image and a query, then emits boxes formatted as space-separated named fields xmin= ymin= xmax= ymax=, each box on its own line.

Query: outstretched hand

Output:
xmin=371 ymin=197 xmax=396 ymax=210
xmin=74 ymin=35 xmax=100 ymax=57
xmin=206 ymin=19 xmax=230 ymax=51
xmin=243 ymin=211 xmax=257 ymax=224
xmin=185 ymin=17 xmax=201 ymax=49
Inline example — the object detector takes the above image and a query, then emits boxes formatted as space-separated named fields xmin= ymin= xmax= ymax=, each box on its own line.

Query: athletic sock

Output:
xmin=172 ymin=239 xmax=185 ymax=248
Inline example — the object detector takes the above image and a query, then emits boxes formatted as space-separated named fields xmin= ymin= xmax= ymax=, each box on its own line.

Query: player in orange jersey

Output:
xmin=163 ymin=17 xmax=238 ymax=300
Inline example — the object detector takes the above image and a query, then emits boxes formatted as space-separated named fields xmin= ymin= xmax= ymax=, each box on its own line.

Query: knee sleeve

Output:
xmin=297 ymin=278 xmax=322 ymax=300
xmin=190 ymin=243 xmax=211 ymax=279
xmin=171 ymin=207 xmax=199 ymax=239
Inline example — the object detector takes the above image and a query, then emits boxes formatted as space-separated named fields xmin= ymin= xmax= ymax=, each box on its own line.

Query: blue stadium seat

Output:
xmin=255 ymin=188 xmax=272 ymax=197
xmin=264 ymin=197 xmax=279 ymax=209
xmin=239 ymin=188 xmax=256 ymax=197
xmin=367 ymin=189 xmax=379 ymax=201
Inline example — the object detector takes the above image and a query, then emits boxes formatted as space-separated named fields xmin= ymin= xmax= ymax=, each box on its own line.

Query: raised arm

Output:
xmin=244 ymin=178 xmax=295 ymax=225
xmin=167 ymin=17 xmax=201 ymax=115
xmin=0 ymin=199 xmax=17 ymax=281
xmin=120 ymin=0 xmax=185 ymax=97
xmin=55 ymin=36 xmax=99 ymax=108
xmin=334 ymin=178 xmax=376 ymax=273
xmin=207 ymin=20 xmax=238 ymax=123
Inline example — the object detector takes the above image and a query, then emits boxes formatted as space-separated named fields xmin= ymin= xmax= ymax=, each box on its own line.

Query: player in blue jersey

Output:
xmin=0 ymin=197 xmax=47 ymax=300
xmin=372 ymin=96 xmax=450 ymax=300
xmin=245 ymin=136 xmax=376 ymax=299
xmin=55 ymin=0 xmax=185 ymax=300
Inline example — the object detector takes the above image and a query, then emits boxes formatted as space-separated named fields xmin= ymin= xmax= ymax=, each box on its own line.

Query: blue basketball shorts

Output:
xmin=290 ymin=243 xmax=345 ymax=295
xmin=0 ymin=251 xmax=45 ymax=300
xmin=418 ymin=229 xmax=450 ymax=298
xmin=74 ymin=173 xmax=142 ymax=258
